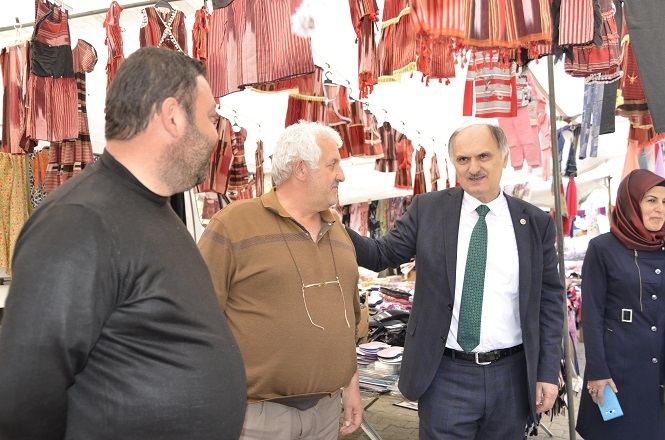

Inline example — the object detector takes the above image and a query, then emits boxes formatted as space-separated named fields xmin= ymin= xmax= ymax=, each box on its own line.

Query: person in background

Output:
xmin=576 ymin=169 xmax=665 ymax=439
xmin=346 ymin=123 xmax=563 ymax=439
xmin=198 ymin=121 xmax=363 ymax=439
xmin=0 ymin=47 xmax=247 ymax=440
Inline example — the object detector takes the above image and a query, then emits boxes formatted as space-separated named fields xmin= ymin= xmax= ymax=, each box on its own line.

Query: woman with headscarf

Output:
xmin=576 ymin=169 xmax=665 ymax=439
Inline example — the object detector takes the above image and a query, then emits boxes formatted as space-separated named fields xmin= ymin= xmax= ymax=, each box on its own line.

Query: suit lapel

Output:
xmin=444 ymin=188 xmax=463 ymax=297
xmin=505 ymin=194 xmax=531 ymax=323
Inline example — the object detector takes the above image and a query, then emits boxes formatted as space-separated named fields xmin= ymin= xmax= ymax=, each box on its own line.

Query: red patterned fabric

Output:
xmin=376 ymin=0 xmax=417 ymax=82
xmin=348 ymin=0 xmax=380 ymax=98
xmin=375 ymin=121 xmax=398 ymax=172
xmin=227 ymin=128 xmax=252 ymax=200
xmin=413 ymin=147 xmax=427 ymax=195
xmin=558 ymin=0 xmax=595 ymax=45
xmin=192 ymin=6 xmax=211 ymax=67
xmin=616 ymin=32 xmax=649 ymax=127
xmin=208 ymin=0 xmax=315 ymax=97
xmin=197 ymin=117 xmax=234 ymax=194
xmin=139 ymin=7 xmax=188 ymax=53
xmin=363 ymin=112 xmax=384 ymax=157
xmin=463 ymin=50 xmax=518 ymax=118
xmin=44 ymin=40 xmax=98 ymax=194
xmin=430 ymin=152 xmax=440 ymax=192
xmin=103 ymin=1 xmax=124 ymax=90
xmin=348 ymin=101 xmax=366 ymax=156
xmin=394 ymin=132 xmax=414 ymax=189
xmin=27 ymin=0 xmax=77 ymax=142
xmin=410 ymin=0 xmax=552 ymax=58
xmin=565 ymin=0 xmax=621 ymax=78
xmin=1 ymin=42 xmax=30 ymax=153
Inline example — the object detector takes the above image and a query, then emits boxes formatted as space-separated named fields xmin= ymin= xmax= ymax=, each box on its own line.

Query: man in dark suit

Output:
xmin=346 ymin=124 xmax=563 ymax=439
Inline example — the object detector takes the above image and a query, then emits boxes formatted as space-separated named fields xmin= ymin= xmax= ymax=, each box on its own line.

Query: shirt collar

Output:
xmin=461 ymin=191 xmax=507 ymax=217
xmin=260 ymin=188 xmax=337 ymax=224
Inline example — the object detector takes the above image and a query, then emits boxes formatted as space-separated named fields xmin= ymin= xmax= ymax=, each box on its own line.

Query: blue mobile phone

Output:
xmin=598 ymin=384 xmax=623 ymax=421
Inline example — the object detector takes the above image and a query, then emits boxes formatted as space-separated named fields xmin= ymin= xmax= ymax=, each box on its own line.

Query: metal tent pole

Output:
xmin=547 ymin=55 xmax=577 ymax=440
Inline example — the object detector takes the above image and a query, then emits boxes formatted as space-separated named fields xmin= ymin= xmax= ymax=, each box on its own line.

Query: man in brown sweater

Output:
xmin=198 ymin=121 xmax=363 ymax=439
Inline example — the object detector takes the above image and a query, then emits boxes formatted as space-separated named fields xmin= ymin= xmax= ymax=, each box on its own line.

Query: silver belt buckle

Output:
xmin=475 ymin=352 xmax=492 ymax=365
xmin=621 ymin=309 xmax=633 ymax=323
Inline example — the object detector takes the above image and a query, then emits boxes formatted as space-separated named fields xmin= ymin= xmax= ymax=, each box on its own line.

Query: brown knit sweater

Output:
xmin=198 ymin=189 xmax=360 ymax=403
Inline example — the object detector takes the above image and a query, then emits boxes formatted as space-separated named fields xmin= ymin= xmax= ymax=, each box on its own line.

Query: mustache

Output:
xmin=467 ymin=172 xmax=486 ymax=179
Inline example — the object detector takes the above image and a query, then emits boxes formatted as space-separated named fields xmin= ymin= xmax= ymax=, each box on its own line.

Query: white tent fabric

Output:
xmin=1 ymin=0 xmax=629 ymax=207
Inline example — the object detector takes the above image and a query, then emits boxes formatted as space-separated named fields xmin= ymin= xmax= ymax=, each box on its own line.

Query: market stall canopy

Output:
xmin=1 ymin=0 xmax=628 ymax=206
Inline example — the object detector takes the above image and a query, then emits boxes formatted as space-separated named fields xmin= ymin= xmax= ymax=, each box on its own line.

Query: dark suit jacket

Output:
xmin=347 ymin=187 xmax=564 ymax=419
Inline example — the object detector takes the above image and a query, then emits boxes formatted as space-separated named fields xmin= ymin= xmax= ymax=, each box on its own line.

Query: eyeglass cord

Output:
xmin=276 ymin=217 xmax=351 ymax=331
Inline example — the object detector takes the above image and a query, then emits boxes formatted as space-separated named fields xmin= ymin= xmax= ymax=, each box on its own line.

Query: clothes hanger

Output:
xmin=323 ymin=70 xmax=334 ymax=85
xmin=155 ymin=0 xmax=174 ymax=11
xmin=232 ymin=112 xmax=241 ymax=133
xmin=12 ymin=18 xmax=25 ymax=45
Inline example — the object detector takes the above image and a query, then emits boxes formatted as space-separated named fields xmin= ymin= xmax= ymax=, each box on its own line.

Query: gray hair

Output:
xmin=272 ymin=121 xmax=343 ymax=186
xmin=447 ymin=123 xmax=509 ymax=159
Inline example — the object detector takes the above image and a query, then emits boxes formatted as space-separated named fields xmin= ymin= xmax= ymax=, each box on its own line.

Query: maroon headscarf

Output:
xmin=611 ymin=169 xmax=665 ymax=250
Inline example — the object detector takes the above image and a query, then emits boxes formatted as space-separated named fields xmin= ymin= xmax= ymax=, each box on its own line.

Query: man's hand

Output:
xmin=340 ymin=372 xmax=363 ymax=435
xmin=587 ymin=378 xmax=617 ymax=406
xmin=535 ymin=382 xmax=558 ymax=414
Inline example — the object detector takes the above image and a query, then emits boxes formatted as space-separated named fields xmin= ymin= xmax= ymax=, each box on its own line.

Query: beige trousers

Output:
xmin=239 ymin=394 xmax=341 ymax=440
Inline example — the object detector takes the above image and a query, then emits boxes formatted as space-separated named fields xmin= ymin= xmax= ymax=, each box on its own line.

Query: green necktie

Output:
xmin=457 ymin=204 xmax=490 ymax=353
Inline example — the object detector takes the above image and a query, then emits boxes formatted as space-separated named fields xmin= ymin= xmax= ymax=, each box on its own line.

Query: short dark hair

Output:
xmin=447 ymin=123 xmax=508 ymax=159
xmin=105 ymin=47 xmax=207 ymax=141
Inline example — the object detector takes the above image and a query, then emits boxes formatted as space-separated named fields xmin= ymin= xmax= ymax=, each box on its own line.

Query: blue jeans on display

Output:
xmin=579 ymin=82 xmax=604 ymax=159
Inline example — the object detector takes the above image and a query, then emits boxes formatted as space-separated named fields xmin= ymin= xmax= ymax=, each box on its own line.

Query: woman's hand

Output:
xmin=587 ymin=378 xmax=618 ymax=406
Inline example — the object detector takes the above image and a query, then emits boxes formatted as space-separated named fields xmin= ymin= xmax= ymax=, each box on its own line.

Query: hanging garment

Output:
xmin=394 ymin=133 xmax=414 ymax=189
xmin=348 ymin=100 xmax=366 ymax=156
xmin=598 ymin=0 xmax=623 ymax=135
xmin=0 ymin=153 xmax=29 ymax=275
xmin=375 ymin=121 xmax=398 ymax=172
xmin=363 ymin=111 xmax=384 ymax=157
xmin=349 ymin=202 xmax=370 ymax=236
xmin=557 ymin=0 xmax=595 ymax=46
xmin=208 ymin=0 xmax=315 ymax=97
xmin=413 ymin=147 xmax=426 ymax=195
xmin=1 ymin=42 xmax=31 ymax=153
xmin=326 ymin=84 xmax=353 ymax=159
xmin=139 ymin=6 xmax=188 ymax=53
xmin=430 ymin=153 xmax=440 ymax=192
xmin=348 ymin=0 xmax=379 ymax=98
xmin=622 ymin=0 xmax=665 ymax=133
xmin=227 ymin=127 xmax=252 ymax=200
xmin=284 ymin=67 xmax=326 ymax=127
xmin=27 ymin=0 xmax=78 ymax=142
xmin=498 ymin=106 xmax=541 ymax=170
xmin=410 ymin=0 xmax=552 ymax=59
xmin=103 ymin=1 xmax=124 ymax=90
xmin=463 ymin=50 xmax=518 ymax=118
xmin=414 ymin=34 xmax=456 ymax=85
xmin=254 ymin=139 xmax=264 ymax=197
xmin=565 ymin=0 xmax=622 ymax=80
xmin=198 ymin=117 xmax=234 ymax=195
xmin=28 ymin=149 xmax=49 ymax=210
xmin=192 ymin=6 xmax=211 ymax=66
xmin=579 ymin=81 xmax=604 ymax=159
xmin=616 ymin=33 xmax=650 ymax=129
xmin=376 ymin=0 xmax=417 ymax=82
xmin=44 ymin=40 xmax=97 ymax=194
xmin=367 ymin=200 xmax=382 ymax=238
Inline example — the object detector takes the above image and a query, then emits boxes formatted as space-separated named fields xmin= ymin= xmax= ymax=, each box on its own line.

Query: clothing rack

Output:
xmin=0 ymin=0 xmax=193 ymax=33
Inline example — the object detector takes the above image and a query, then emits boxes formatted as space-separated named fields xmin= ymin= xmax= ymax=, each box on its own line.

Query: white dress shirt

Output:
xmin=446 ymin=192 xmax=522 ymax=352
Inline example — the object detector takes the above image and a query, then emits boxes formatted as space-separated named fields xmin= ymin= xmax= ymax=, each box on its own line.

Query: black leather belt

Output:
xmin=444 ymin=344 xmax=524 ymax=365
